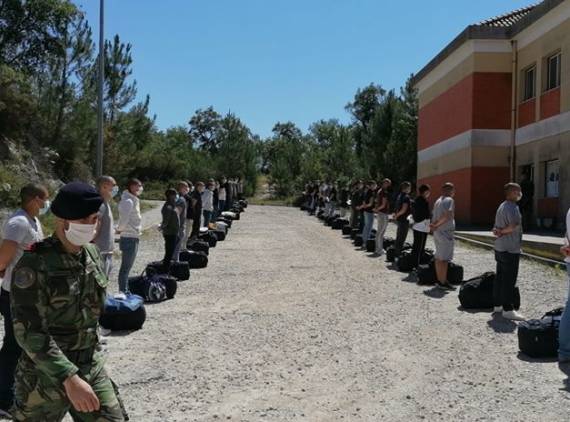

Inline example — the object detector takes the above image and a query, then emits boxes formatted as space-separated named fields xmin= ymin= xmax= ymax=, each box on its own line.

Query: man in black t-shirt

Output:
xmin=393 ymin=181 xmax=412 ymax=256
xmin=190 ymin=182 xmax=204 ymax=239
xmin=350 ymin=181 xmax=364 ymax=229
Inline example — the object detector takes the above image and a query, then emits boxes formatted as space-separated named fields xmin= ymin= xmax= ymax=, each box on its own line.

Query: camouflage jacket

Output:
xmin=10 ymin=235 xmax=109 ymax=385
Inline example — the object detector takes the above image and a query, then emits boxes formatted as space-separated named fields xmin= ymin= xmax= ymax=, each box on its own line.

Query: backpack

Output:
xmin=99 ymin=294 xmax=146 ymax=331
xmin=458 ymin=272 xmax=495 ymax=309
xmin=518 ymin=308 xmax=564 ymax=358
xmin=179 ymin=250 xmax=209 ymax=269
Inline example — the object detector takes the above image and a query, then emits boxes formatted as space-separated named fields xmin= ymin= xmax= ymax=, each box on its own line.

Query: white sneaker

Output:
xmin=502 ymin=310 xmax=526 ymax=321
xmin=493 ymin=306 xmax=503 ymax=313
xmin=100 ymin=328 xmax=112 ymax=337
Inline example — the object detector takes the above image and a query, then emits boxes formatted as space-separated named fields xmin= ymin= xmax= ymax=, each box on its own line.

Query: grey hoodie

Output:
xmin=118 ymin=190 xmax=142 ymax=238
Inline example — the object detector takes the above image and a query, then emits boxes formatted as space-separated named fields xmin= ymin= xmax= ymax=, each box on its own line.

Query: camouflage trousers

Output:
xmin=10 ymin=350 xmax=126 ymax=421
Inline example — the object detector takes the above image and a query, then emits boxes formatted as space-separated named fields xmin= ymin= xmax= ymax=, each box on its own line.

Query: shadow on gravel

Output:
xmin=401 ymin=273 xmax=417 ymax=283
xmin=516 ymin=352 xmax=557 ymax=363
xmin=457 ymin=306 xmax=493 ymax=314
xmin=422 ymin=287 xmax=448 ymax=299
xmin=486 ymin=315 xmax=517 ymax=333
xmin=557 ymin=363 xmax=570 ymax=392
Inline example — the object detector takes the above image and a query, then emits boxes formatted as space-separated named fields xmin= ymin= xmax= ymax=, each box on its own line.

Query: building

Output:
xmin=413 ymin=0 xmax=569 ymax=227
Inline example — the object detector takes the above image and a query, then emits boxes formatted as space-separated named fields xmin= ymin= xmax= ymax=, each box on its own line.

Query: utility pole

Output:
xmin=96 ymin=0 xmax=105 ymax=177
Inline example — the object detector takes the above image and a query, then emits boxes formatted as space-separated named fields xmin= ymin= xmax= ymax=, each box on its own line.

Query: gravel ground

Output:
xmin=4 ymin=204 xmax=570 ymax=421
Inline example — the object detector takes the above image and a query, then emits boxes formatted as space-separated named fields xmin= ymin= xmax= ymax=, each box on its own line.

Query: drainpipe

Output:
xmin=510 ymin=39 xmax=518 ymax=181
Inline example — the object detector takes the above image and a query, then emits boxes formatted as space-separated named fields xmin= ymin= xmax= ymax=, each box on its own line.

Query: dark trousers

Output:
xmin=395 ymin=220 xmax=410 ymax=255
xmin=358 ymin=211 xmax=365 ymax=231
xmin=411 ymin=230 xmax=428 ymax=267
xmin=203 ymin=210 xmax=213 ymax=227
xmin=191 ymin=212 xmax=202 ymax=238
xmin=0 ymin=288 xmax=21 ymax=409
xmin=494 ymin=251 xmax=520 ymax=312
xmin=163 ymin=235 xmax=179 ymax=270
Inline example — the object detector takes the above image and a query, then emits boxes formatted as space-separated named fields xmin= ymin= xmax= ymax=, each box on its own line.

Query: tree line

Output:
xmin=0 ymin=0 xmax=418 ymax=204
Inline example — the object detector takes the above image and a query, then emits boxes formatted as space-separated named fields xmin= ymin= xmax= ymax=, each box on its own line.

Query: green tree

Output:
xmin=188 ymin=106 xmax=221 ymax=152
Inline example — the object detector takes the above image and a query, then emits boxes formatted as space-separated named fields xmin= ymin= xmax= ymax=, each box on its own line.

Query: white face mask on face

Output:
xmin=39 ymin=199 xmax=51 ymax=216
xmin=65 ymin=222 xmax=97 ymax=247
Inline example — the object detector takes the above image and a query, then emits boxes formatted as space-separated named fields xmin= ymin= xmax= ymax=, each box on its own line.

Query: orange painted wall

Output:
xmin=518 ymin=99 xmax=536 ymax=127
xmin=418 ymin=72 xmax=512 ymax=150
xmin=540 ymin=87 xmax=561 ymax=120
xmin=418 ymin=166 xmax=509 ymax=225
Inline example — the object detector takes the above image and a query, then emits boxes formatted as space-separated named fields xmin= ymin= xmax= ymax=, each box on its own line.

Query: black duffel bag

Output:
xmin=132 ymin=269 xmax=179 ymax=299
xmin=395 ymin=250 xmax=416 ymax=272
xmin=199 ymin=231 xmax=218 ymax=248
xmin=179 ymin=250 xmax=208 ymax=269
xmin=386 ymin=246 xmax=397 ymax=262
xmin=332 ymin=218 xmax=349 ymax=230
xmin=217 ymin=217 xmax=232 ymax=228
xmin=448 ymin=262 xmax=464 ymax=285
xmin=99 ymin=294 xmax=146 ymax=331
xmin=128 ymin=274 xmax=169 ymax=302
xmin=146 ymin=261 xmax=190 ymax=282
xmin=187 ymin=240 xmax=210 ymax=255
xmin=366 ymin=238 xmax=376 ymax=253
xmin=354 ymin=235 xmax=364 ymax=247
xmin=213 ymin=230 xmax=226 ymax=241
xmin=458 ymin=272 xmax=495 ymax=309
xmin=342 ymin=225 xmax=352 ymax=236
xmin=239 ymin=199 xmax=248 ymax=208
xmin=383 ymin=237 xmax=395 ymax=249
xmin=518 ymin=308 xmax=564 ymax=358
xmin=350 ymin=228 xmax=360 ymax=240
xmin=417 ymin=262 xmax=437 ymax=285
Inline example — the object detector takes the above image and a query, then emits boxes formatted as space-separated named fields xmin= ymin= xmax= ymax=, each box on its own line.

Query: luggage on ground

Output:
xmin=217 ymin=217 xmax=232 ymax=228
xmin=332 ymin=218 xmax=349 ymax=230
xmin=99 ymin=294 xmax=146 ymax=331
xmin=187 ymin=240 xmax=210 ymax=255
xmin=221 ymin=211 xmax=238 ymax=220
xmin=383 ymin=237 xmax=395 ymax=249
xmin=366 ymin=238 xmax=376 ymax=253
xmin=146 ymin=261 xmax=190 ymax=282
xmin=386 ymin=246 xmax=397 ymax=262
xmin=128 ymin=274 xmax=169 ymax=303
xmin=395 ymin=251 xmax=415 ymax=272
xmin=350 ymin=228 xmax=360 ymax=240
xmin=342 ymin=225 xmax=352 ymax=235
xmin=458 ymin=272 xmax=495 ymax=309
xmin=199 ymin=231 xmax=218 ymax=248
xmin=213 ymin=229 xmax=226 ymax=241
xmin=179 ymin=250 xmax=209 ymax=269
xmin=518 ymin=308 xmax=564 ymax=358
xmin=354 ymin=235 xmax=364 ymax=247
xmin=448 ymin=262 xmax=464 ymax=285
xmin=417 ymin=263 xmax=437 ymax=285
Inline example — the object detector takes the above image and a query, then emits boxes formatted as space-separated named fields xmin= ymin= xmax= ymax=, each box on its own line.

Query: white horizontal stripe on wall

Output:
xmin=515 ymin=1 xmax=570 ymax=50
xmin=516 ymin=110 xmax=570 ymax=146
xmin=418 ymin=129 xmax=511 ymax=163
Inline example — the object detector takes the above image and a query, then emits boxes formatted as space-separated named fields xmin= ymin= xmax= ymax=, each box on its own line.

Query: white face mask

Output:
xmin=111 ymin=186 xmax=119 ymax=197
xmin=39 ymin=199 xmax=51 ymax=216
xmin=136 ymin=186 xmax=144 ymax=196
xmin=517 ymin=192 xmax=523 ymax=201
xmin=65 ymin=222 xmax=97 ymax=247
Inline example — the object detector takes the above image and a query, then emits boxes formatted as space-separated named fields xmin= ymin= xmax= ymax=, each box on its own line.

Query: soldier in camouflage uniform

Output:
xmin=9 ymin=182 xmax=126 ymax=421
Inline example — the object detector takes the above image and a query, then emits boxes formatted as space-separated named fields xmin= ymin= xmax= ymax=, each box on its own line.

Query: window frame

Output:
xmin=545 ymin=52 xmax=561 ymax=92
xmin=544 ymin=159 xmax=560 ymax=199
xmin=522 ymin=64 xmax=537 ymax=102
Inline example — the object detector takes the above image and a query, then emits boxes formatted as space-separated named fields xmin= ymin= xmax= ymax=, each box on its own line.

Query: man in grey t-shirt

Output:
xmin=94 ymin=176 xmax=117 ymax=278
xmin=493 ymin=183 xmax=525 ymax=321
xmin=430 ymin=182 xmax=456 ymax=291
xmin=0 ymin=184 xmax=48 ymax=414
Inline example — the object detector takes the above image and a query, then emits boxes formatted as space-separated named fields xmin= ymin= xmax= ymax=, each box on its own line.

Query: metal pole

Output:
xmin=96 ymin=0 xmax=105 ymax=177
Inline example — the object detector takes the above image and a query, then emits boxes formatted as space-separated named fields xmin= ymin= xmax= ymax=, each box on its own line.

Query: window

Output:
xmin=546 ymin=53 xmax=561 ymax=91
xmin=545 ymin=159 xmax=559 ymax=198
xmin=523 ymin=66 xmax=536 ymax=101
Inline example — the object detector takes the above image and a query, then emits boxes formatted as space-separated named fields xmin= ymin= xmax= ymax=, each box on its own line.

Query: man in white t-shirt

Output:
xmin=558 ymin=207 xmax=570 ymax=364
xmin=0 ymin=184 xmax=48 ymax=415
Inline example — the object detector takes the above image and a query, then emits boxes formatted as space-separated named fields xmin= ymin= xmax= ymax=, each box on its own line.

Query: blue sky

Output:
xmin=77 ymin=0 xmax=533 ymax=138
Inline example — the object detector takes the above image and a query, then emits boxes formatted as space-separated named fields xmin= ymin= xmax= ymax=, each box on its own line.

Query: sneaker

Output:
xmin=493 ymin=306 xmax=503 ymax=313
xmin=502 ymin=310 xmax=526 ymax=321
xmin=100 ymin=327 xmax=112 ymax=337
xmin=436 ymin=282 xmax=455 ymax=291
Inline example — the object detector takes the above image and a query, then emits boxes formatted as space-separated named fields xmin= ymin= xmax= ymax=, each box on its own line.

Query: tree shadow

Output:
xmin=486 ymin=314 xmax=517 ymax=333
xmin=423 ymin=287 xmax=448 ymax=299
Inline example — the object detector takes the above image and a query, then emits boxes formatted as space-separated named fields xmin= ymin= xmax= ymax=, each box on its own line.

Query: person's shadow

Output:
xmin=423 ymin=287 xmax=447 ymax=299
xmin=486 ymin=313 xmax=517 ymax=333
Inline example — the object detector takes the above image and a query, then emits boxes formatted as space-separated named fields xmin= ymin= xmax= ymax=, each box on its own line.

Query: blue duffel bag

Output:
xmin=99 ymin=294 xmax=146 ymax=331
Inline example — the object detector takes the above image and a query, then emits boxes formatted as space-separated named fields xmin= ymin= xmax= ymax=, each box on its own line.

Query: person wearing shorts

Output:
xmin=430 ymin=183 xmax=456 ymax=291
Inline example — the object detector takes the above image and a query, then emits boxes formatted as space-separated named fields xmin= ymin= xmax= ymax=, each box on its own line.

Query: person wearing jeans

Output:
xmin=393 ymin=182 xmax=412 ymax=256
xmin=117 ymin=178 xmax=143 ymax=294
xmin=492 ymin=183 xmax=525 ymax=321
xmin=558 ymin=206 xmax=570 ymax=363
xmin=93 ymin=176 xmax=117 ymax=278
xmin=0 ymin=184 xmax=48 ymax=415
xmin=373 ymin=179 xmax=391 ymax=256
xmin=358 ymin=181 xmax=377 ymax=246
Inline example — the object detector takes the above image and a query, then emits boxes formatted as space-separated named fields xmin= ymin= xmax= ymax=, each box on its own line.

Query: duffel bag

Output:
xmin=179 ymin=250 xmax=208 ymax=269
xmin=187 ymin=240 xmax=210 ymax=255
xmin=420 ymin=249 xmax=434 ymax=265
xmin=216 ymin=221 xmax=229 ymax=232
xmin=350 ymin=228 xmax=360 ymax=240
xmin=386 ymin=246 xmax=397 ymax=262
xmin=354 ymin=235 xmax=364 ymax=247
xmin=99 ymin=294 xmax=146 ymax=331
xmin=417 ymin=262 xmax=437 ymax=285
xmin=217 ymin=217 xmax=232 ymax=228
xmin=128 ymin=274 xmax=168 ymax=303
xmin=458 ymin=272 xmax=495 ymax=309
xmin=342 ymin=225 xmax=352 ymax=236
xmin=383 ymin=237 xmax=395 ymax=249
xmin=146 ymin=261 xmax=190 ymax=282
xmin=230 ymin=209 xmax=242 ymax=219
xmin=518 ymin=308 xmax=564 ymax=358
xmin=448 ymin=262 xmax=464 ymax=285
xmin=221 ymin=211 xmax=238 ymax=221
xmin=199 ymin=231 xmax=218 ymax=248
xmin=395 ymin=250 xmax=416 ymax=272
xmin=366 ymin=238 xmax=376 ymax=253
xmin=239 ymin=199 xmax=248 ymax=208
xmin=213 ymin=230 xmax=226 ymax=241
xmin=332 ymin=219 xmax=349 ymax=230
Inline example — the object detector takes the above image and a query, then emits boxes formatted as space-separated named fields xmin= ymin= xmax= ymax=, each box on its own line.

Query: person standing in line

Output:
xmin=411 ymin=184 xmax=431 ymax=267
xmin=182 ymin=181 xmax=196 ymax=245
xmin=392 ymin=181 xmax=412 ymax=256
xmin=218 ymin=178 xmax=227 ymax=216
xmin=430 ymin=182 xmax=456 ymax=291
xmin=373 ymin=178 xmax=392 ymax=256
xmin=237 ymin=177 xmax=244 ymax=200
xmin=117 ymin=178 xmax=143 ymax=294
xmin=0 ymin=184 xmax=48 ymax=417
xmin=358 ymin=180 xmax=377 ymax=246
xmin=202 ymin=182 xmax=214 ymax=227
xmin=225 ymin=178 xmax=233 ymax=212
xmin=93 ymin=176 xmax=117 ymax=278
xmin=492 ymin=183 xmax=526 ymax=321
xmin=172 ymin=181 xmax=190 ymax=261
xmin=191 ymin=182 xmax=204 ymax=239
xmin=210 ymin=179 xmax=219 ymax=221
xmin=160 ymin=189 xmax=180 ymax=271
xmin=350 ymin=181 xmax=363 ymax=229
xmin=558 ymin=207 xmax=570 ymax=364
xmin=328 ymin=182 xmax=338 ymax=218
xmin=519 ymin=171 xmax=534 ymax=230
xmin=338 ymin=182 xmax=349 ymax=218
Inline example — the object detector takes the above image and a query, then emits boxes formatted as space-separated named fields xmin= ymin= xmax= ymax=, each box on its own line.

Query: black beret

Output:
xmin=51 ymin=182 xmax=103 ymax=220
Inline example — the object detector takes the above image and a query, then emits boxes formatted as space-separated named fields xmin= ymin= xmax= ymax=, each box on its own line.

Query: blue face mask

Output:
xmin=39 ymin=199 xmax=51 ymax=216
xmin=111 ymin=186 xmax=119 ymax=197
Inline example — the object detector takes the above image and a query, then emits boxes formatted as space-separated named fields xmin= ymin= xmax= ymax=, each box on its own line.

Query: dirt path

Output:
xmin=101 ymin=205 xmax=569 ymax=421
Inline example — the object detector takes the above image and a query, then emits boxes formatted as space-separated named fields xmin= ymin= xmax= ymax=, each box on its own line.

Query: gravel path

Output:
xmin=101 ymin=205 xmax=569 ymax=422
